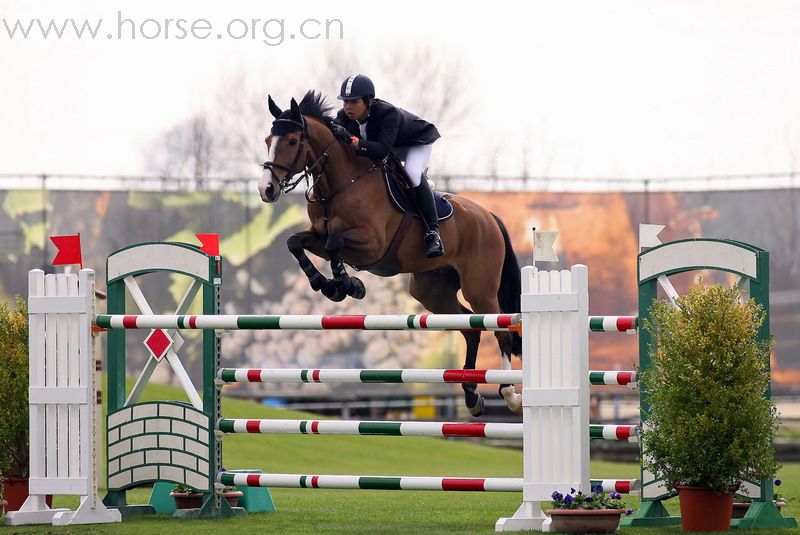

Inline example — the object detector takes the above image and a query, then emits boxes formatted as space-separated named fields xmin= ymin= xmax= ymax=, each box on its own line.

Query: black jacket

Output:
xmin=334 ymin=99 xmax=440 ymax=161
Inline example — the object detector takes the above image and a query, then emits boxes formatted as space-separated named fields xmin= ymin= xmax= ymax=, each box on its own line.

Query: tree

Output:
xmin=144 ymin=115 xmax=218 ymax=188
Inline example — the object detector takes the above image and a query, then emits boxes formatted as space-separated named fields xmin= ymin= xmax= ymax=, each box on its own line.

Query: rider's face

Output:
xmin=343 ymin=99 xmax=368 ymax=121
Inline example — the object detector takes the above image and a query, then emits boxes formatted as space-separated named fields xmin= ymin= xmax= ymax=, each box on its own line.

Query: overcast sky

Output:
xmin=2 ymin=0 xmax=799 ymax=180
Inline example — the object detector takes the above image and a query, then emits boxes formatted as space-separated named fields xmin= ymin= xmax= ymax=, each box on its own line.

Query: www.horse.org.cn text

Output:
xmin=2 ymin=12 xmax=345 ymax=46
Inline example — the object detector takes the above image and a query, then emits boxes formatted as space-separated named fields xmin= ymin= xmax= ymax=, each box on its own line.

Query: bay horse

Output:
xmin=258 ymin=91 xmax=522 ymax=416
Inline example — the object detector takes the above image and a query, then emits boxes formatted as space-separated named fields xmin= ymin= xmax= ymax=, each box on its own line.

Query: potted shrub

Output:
xmin=170 ymin=484 xmax=243 ymax=509
xmin=0 ymin=296 xmax=32 ymax=512
xmin=547 ymin=485 xmax=632 ymax=533
xmin=640 ymin=282 xmax=779 ymax=532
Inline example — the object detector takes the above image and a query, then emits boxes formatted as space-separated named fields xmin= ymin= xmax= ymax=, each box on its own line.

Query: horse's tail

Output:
xmin=492 ymin=214 xmax=523 ymax=356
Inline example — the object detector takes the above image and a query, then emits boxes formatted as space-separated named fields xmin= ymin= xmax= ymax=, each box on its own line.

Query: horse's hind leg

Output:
xmin=459 ymin=269 xmax=523 ymax=415
xmin=409 ymin=270 xmax=485 ymax=417
xmin=497 ymin=340 xmax=522 ymax=415
xmin=457 ymin=308 xmax=484 ymax=416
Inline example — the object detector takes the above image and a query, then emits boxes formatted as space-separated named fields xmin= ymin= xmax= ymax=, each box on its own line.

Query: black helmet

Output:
xmin=337 ymin=74 xmax=375 ymax=100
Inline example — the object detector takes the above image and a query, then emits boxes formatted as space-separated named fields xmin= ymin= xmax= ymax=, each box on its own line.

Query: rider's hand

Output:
xmin=351 ymin=136 xmax=359 ymax=148
xmin=332 ymin=124 xmax=353 ymax=144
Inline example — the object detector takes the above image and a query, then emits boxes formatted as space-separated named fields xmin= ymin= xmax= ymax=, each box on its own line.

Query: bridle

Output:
xmin=262 ymin=113 xmax=334 ymax=195
xmin=262 ymin=114 xmax=379 ymax=206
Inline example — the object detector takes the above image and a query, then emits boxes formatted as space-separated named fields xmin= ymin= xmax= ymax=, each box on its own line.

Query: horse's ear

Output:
xmin=267 ymin=95 xmax=282 ymax=119
xmin=290 ymin=97 xmax=300 ymax=116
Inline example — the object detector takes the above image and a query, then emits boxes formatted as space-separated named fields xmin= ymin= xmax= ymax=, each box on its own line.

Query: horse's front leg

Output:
xmin=287 ymin=229 xmax=331 ymax=293
xmin=325 ymin=231 xmax=366 ymax=301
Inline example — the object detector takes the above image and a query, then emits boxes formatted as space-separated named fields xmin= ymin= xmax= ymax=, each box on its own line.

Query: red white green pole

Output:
xmin=217 ymin=368 xmax=522 ymax=384
xmin=590 ymin=479 xmax=640 ymax=494
xmin=588 ymin=371 xmax=638 ymax=386
xmin=218 ymin=368 xmax=637 ymax=386
xmin=218 ymin=472 xmax=523 ymax=492
xmin=588 ymin=316 xmax=638 ymax=333
xmin=217 ymin=473 xmax=640 ymax=494
xmin=217 ymin=419 xmax=521 ymax=438
xmin=216 ymin=419 xmax=637 ymax=441
xmin=588 ymin=424 xmax=638 ymax=441
xmin=94 ymin=313 xmax=520 ymax=331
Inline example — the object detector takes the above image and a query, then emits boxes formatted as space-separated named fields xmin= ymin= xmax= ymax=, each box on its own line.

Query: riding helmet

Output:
xmin=337 ymin=74 xmax=375 ymax=100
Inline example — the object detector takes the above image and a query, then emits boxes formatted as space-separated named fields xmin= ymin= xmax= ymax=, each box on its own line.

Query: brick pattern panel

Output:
xmin=107 ymin=401 xmax=211 ymax=491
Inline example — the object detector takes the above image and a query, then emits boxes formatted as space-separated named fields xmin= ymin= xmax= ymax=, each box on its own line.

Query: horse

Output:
xmin=258 ymin=90 xmax=523 ymax=416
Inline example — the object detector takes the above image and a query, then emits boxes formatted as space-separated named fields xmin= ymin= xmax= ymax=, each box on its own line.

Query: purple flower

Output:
xmin=625 ymin=509 xmax=633 ymax=516
xmin=610 ymin=491 xmax=621 ymax=499
xmin=551 ymin=491 xmax=563 ymax=501
xmin=564 ymin=495 xmax=574 ymax=504
xmin=775 ymin=479 xmax=782 ymax=486
xmin=584 ymin=496 xmax=594 ymax=503
xmin=592 ymin=484 xmax=604 ymax=494
xmin=570 ymin=487 xmax=576 ymax=494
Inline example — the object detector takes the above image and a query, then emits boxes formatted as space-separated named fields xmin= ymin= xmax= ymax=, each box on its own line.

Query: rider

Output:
xmin=331 ymin=74 xmax=445 ymax=258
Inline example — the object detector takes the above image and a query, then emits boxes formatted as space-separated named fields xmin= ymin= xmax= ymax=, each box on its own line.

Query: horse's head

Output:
xmin=259 ymin=95 xmax=311 ymax=203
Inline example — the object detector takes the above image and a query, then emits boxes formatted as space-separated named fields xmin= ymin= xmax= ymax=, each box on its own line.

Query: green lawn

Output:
xmin=3 ymin=382 xmax=798 ymax=534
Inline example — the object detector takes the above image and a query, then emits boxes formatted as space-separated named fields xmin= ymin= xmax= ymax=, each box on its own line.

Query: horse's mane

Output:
xmin=298 ymin=90 xmax=335 ymax=130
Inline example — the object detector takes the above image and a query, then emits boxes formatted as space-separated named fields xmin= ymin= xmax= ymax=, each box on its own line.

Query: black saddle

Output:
xmin=381 ymin=153 xmax=454 ymax=222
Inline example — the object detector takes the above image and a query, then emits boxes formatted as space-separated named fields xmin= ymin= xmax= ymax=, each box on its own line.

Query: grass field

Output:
xmin=2 ymin=382 xmax=798 ymax=534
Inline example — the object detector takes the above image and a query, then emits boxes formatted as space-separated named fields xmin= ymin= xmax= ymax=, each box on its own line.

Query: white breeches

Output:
xmin=398 ymin=144 xmax=433 ymax=187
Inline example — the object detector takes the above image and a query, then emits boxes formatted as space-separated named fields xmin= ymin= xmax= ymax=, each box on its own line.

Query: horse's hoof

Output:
xmin=467 ymin=394 xmax=485 ymax=417
xmin=321 ymin=281 xmax=346 ymax=302
xmin=499 ymin=385 xmax=523 ymax=415
xmin=348 ymin=277 xmax=366 ymax=299
xmin=308 ymin=273 xmax=326 ymax=292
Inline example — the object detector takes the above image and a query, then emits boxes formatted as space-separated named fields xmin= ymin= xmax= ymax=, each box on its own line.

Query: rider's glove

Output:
xmin=332 ymin=124 xmax=354 ymax=144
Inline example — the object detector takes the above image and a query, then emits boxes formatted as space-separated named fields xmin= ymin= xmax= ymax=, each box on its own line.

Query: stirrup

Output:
xmin=424 ymin=231 xmax=445 ymax=258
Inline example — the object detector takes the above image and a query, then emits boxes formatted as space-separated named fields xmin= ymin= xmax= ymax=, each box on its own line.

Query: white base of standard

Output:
xmin=495 ymin=502 xmax=551 ymax=532
xmin=4 ymin=495 xmax=121 ymax=526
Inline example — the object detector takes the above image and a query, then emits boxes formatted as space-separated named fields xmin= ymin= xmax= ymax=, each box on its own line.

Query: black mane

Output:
xmin=298 ymin=90 xmax=335 ymax=129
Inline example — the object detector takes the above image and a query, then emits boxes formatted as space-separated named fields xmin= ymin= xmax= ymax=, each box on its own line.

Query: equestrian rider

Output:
xmin=331 ymin=74 xmax=445 ymax=258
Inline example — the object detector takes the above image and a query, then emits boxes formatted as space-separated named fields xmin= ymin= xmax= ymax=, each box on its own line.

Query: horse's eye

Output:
xmin=288 ymin=139 xmax=298 ymax=146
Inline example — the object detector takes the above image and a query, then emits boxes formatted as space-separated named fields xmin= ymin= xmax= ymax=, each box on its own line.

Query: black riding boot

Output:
xmin=413 ymin=180 xmax=445 ymax=258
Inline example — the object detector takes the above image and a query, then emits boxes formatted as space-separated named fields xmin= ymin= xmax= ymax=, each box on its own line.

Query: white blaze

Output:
xmin=258 ymin=136 xmax=281 ymax=200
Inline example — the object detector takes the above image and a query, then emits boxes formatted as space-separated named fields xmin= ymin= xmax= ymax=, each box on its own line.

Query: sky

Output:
xmin=2 ymin=0 xmax=800 ymax=181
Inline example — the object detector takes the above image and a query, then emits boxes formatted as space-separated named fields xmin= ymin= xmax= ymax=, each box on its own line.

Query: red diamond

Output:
xmin=144 ymin=329 xmax=173 ymax=361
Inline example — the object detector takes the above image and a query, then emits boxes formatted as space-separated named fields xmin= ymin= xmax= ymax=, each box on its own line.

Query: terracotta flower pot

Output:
xmin=171 ymin=490 xmax=244 ymax=509
xmin=547 ymin=508 xmax=624 ymax=533
xmin=170 ymin=491 xmax=203 ymax=510
xmin=676 ymin=485 xmax=734 ymax=532
xmin=223 ymin=490 xmax=243 ymax=508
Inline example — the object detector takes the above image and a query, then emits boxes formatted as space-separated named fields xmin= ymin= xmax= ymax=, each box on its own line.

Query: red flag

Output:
xmin=195 ymin=233 xmax=220 ymax=256
xmin=51 ymin=234 xmax=83 ymax=268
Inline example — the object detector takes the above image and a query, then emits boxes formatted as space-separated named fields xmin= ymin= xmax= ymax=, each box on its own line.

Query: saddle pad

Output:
xmin=383 ymin=169 xmax=454 ymax=221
